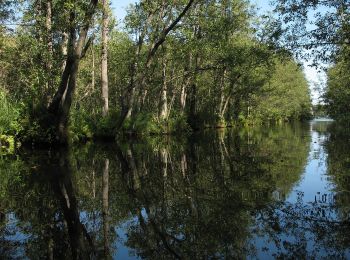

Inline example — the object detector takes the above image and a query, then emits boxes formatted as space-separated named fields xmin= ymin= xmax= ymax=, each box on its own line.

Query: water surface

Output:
xmin=1 ymin=120 xmax=350 ymax=259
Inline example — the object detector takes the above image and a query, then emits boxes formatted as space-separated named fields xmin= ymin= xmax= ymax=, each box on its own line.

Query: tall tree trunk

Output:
xmin=61 ymin=32 xmax=68 ymax=71
xmin=159 ymin=55 xmax=168 ymax=120
xmin=48 ymin=0 xmax=98 ymax=144
xmin=91 ymin=39 xmax=95 ymax=91
xmin=101 ymin=0 xmax=109 ymax=117
xmin=180 ymin=56 xmax=192 ymax=114
xmin=188 ymin=83 xmax=197 ymax=129
xmin=220 ymin=75 xmax=241 ymax=119
xmin=218 ymin=68 xmax=227 ymax=119
xmin=180 ymin=83 xmax=187 ymax=113
xmin=186 ymin=5 xmax=200 ymax=128
xmin=45 ymin=0 xmax=53 ymax=105
xmin=57 ymin=57 xmax=79 ymax=143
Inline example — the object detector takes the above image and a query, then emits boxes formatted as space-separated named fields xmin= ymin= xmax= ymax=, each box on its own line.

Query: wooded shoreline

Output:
xmin=0 ymin=0 xmax=348 ymax=147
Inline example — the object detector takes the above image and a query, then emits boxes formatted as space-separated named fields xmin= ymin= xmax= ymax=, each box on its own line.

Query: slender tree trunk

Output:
xmin=91 ymin=39 xmax=95 ymax=91
xmin=92 ymin=159 xmax=96 ymax=199
xmin=220 ymin=75 xmax=241 ymax=119
xmin=159 ymin=56 xmax=168 ymax=120
xmin=180 ymin=65 xmax=192 ymax=114
xmin=36 ymin=0 xmax=43 ymax=42
xmin=181 ymin=154 xmax=187 ymax=177
xmin=46 ymin=0 xmax=53 ymax=64
xmin=186 ymin=8 xmax=200 ymax=128
xmin=180 ymin=83 xmax=187 ymax=113
xmin=101 ymin=0 xmax=109 ymax=116
xmin=220 ymin=84 xmax=232 ymax=119
xmin=61 ymin=32 xmax=68 ymax=71
xmin=188 ymin=83 xmax=197 ymax=129
xmin=45 ymin=0 xmax=53 ymax=105
xmin=218 ymin=68 xmax=227 ymax=119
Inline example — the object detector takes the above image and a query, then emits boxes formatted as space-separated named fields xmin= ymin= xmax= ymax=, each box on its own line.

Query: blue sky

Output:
xmin=110 ymin=0 xmax=135 ymax=23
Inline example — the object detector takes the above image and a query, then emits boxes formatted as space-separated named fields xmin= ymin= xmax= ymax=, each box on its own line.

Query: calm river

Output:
xmin=1 ymin=119 xmax=349 ymax=259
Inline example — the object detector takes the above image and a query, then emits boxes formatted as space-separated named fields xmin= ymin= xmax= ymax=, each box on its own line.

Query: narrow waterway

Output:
xmin=0 ymin=120 xmax=349 ymax=259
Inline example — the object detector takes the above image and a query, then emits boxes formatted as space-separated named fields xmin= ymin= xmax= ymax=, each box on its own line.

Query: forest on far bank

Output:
xmin=0 ymin=0 xmax=348 ymax=146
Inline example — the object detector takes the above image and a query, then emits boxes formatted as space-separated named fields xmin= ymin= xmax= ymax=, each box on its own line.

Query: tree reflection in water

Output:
xmin=0 ymin=122 xmax=350 ymax=258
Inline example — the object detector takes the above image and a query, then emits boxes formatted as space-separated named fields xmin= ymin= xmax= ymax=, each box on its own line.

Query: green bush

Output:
xmin=122 ymin=113 xmax=159 ymax=135
xmin=166 ymin=115 xmax=191 ymax=134
xmin=70 ymin=108 xmax=120 ymax=141
xmin=92 ymin=110 xmax=119 ymax=138
xmin=18 ymin=103 xmax=57 ymax=145
xmin=0 ymin=91 xmax=22 ymax=136
xmin=0 ymin=135 xmax=15 ymax=154
xmin=122 ymin=113 xmax=191 ymax=135
xmin=69 ymin=108 xmax=94 ymax=142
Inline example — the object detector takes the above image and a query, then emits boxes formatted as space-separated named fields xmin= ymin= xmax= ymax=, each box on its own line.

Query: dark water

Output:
xmin=1 ymin=120 xmax=350 ymax=259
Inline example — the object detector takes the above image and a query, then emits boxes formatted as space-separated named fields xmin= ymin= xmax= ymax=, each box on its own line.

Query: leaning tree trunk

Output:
xmin=48 ymin=0 xmax=98 ymax=144
xmin=116 ymin=0 xmax=196 ymax=130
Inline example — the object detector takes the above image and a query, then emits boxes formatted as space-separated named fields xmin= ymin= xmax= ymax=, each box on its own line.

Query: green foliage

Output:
xmin=0 ymin=156 xmax=24 ymax=203
xmin=69 ymin=108 xmax=94 ymax=142
xmin=249 ymin=58 xmax=312 ymax=122
xmin=123 ymin=113 xmax=191 ymax=135
xmin=312 ymin=104 xmax=328 ymax=118
xmin=0 ymin=91 xmax=21 ymax=136
xmin=92 ymin=110 xmax=120 ymax=138
xmin=324 ymin=47 xmax=350 ymax=122
xmin=0 ymin=135 xmax=15 ymax=155
xmin=18 ymin=104 xmax=57 ymax=145
xmin=123 ymin=114 xmax=161 ymax=135
xmin=70 ymin=108 xmax=121 ymax=142
xmin=0 ymin=0 xmax=314 ymax=143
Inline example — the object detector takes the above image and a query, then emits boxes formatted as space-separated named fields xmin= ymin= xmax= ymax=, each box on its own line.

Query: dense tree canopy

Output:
xmin=0 ymin=0 xmax=313 ymax=145
xmin=324 ymin=46 xmax=350 ymax=121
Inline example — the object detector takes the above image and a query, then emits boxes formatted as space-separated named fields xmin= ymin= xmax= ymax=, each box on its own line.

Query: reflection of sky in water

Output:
xmin=114 ymin=120 xmax=348 ymax=259
xmin=251 ymin=120 xmax=350 ymax=259
xmin=114 ymin=209 xmax=148 ymax=259
xmin=287 ymin=130 xmax=333 ymax=204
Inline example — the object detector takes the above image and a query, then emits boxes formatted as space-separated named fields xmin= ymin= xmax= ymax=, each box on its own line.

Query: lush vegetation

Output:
xmin=0 ymin=0 xmax=314 ymax=146
xmin=324 ymin=47 xmax=350 ymax=122
xmin=0 ymin=0 xmax=347 ymax=144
